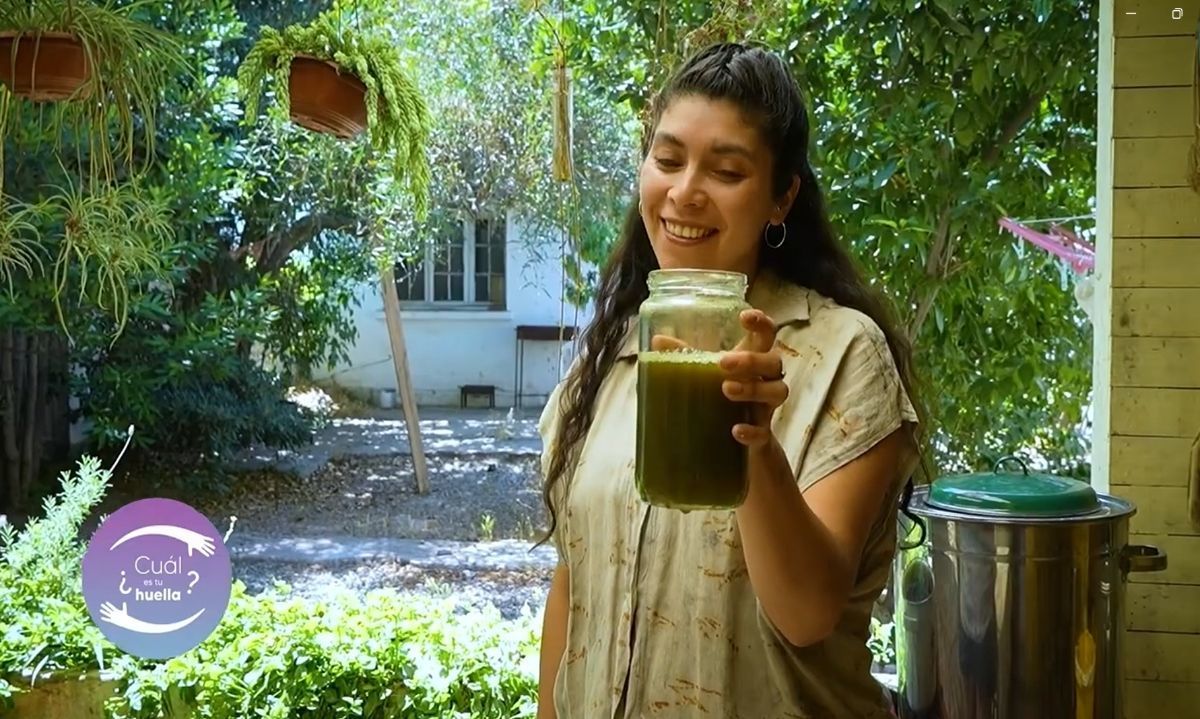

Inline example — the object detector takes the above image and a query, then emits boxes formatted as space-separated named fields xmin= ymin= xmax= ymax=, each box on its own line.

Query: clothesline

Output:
xmin=998 ymin=216 xmax=1095 ymax=274
xmin=1007 ymin=213 xmax=1094 ymax=226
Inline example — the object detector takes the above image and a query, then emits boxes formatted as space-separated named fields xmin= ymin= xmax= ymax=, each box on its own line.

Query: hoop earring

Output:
xmin=764 ymin=222 xmax=787 ymax=249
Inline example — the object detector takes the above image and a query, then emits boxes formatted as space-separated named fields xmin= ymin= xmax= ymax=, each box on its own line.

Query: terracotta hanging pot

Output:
xmin=288 ymin=55 xmax=368 ymax=139
xmin=0 ymin=31 xmax=91 ymax=102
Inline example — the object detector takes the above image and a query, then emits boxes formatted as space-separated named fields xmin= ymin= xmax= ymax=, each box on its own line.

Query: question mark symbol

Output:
xmin=187 ymin=570 xmax=200 ymax=595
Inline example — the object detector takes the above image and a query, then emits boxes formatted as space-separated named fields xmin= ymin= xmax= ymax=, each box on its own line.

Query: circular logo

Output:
xmin=82 ymin=498 xmax=232 ymax=659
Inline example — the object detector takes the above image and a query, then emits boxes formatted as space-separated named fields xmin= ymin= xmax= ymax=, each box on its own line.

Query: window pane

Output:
xmin=451 ymin=241 xmax=463 ymax=273
xmin=489 ymin=274 xmax=505 ymax=309
xmin=396 ymin=262 xmax=424 ymax=301
xmin=450 ymin=274 xmax=463 ymax=300
xmin=475 ymin=242 xmax=489 ymax=273
xmin=492 ymin=241 xmax=504 ymax=273
xmin=475 ymin=273 xmax=489 ymax=303
xmin=434 ymin=273 xmax=449 ymax=301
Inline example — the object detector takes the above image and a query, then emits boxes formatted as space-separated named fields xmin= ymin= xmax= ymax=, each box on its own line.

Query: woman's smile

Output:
xmin=662 ymin=218 xmax=719 ymax=245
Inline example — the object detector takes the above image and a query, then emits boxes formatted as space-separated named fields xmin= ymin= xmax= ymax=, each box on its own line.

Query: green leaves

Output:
xmin=562 ymin=0 xmax=1098 ymax=475
xmin=101 ymin=585 xmax=540 ymax=718
xmin=0 ymin=456 xmax=116 ymax=690
xmin=0 ymin=0 xmax=190 ymax=186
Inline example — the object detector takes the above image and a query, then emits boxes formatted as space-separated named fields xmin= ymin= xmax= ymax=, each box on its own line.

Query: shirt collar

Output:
xmin=616 ymin=270 xmax=810 ymax=360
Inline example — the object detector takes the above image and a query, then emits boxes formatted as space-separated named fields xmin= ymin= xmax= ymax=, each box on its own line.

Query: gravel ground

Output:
xmin=191 ymin=453 xmax=547 ymax=542
xmin=233 ymin=557 xmax=553 ymax=620
xmin=91 ymin=446 xmax=554 ymax=619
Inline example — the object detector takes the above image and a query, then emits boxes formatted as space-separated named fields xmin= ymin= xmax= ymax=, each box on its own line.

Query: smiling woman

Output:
xmin=640 ymin=100 xmax=797 ymax=278
xmin=535 ymin=42 xmax=928 ymax=719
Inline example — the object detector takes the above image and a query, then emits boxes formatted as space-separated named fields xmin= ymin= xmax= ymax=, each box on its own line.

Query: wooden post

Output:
xmin=380 ymin=266 xmax=430 ymax=494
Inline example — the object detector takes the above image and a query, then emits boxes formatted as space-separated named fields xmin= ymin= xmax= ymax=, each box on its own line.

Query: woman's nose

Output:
xmin=666 ymin=165 xmax=708 ymax=208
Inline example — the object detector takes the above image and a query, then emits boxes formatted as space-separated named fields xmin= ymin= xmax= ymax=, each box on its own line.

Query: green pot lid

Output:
xmin=928 ymin=456 xmax=1100 ymax=518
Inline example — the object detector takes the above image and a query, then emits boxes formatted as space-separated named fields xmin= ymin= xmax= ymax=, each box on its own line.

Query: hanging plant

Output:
xmin=0 ymin=0 xmax=187 ymax=185
xmin=46 ymin=177 xmax=172 ymax=339
xmin=237 ymin=4 xmax=432 ymax=218
xmin=0 ymin=196 xmax=47 ymax=292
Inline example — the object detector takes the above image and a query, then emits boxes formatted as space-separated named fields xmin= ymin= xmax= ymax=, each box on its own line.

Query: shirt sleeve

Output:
xmin=538 ymin=379 xmax=570 ymax=564
xmin=795 ymin=318 xmax=919 ymax=492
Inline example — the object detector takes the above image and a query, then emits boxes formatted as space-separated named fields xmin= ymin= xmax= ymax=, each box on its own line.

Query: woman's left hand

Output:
xmin=720 ymin=309 xmax=787 ymax=449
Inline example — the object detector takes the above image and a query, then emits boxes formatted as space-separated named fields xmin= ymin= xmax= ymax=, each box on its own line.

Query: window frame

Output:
xmin=395 ymin=214 xmax=507 ymax=311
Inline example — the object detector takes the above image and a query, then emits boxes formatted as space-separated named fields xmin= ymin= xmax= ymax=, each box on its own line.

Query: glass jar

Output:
xmin=635 ymin=269 xmax=752 ymax=511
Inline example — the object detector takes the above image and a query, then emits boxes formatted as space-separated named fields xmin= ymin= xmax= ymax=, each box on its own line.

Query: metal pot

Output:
xmin=894 ymin=457 xmax=1167 ymax=719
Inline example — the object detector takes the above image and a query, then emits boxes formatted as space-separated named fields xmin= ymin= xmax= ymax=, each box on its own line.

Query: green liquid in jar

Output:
xmin=636 ymin=350 xmax=750 ymax=510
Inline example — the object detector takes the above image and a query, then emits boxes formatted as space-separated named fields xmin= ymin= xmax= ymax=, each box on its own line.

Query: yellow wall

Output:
xmin=1098 ymin=2 xmax=1200 ymax=716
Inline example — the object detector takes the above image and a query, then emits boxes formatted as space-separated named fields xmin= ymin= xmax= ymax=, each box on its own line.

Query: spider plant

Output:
xmin=45 ymin=175 xmax=173 ymax=339
xmin=0 ymin=0 xmax=187 ymax=188
xmin=0 ymin=195 xmax=49 ymax=294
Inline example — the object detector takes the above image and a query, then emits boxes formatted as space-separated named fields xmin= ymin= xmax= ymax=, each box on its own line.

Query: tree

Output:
xmin=542 ymin=0 xmax=1098 ymax=474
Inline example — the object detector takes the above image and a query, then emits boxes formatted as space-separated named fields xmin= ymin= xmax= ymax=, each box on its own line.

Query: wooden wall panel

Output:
xmin=1114 ymin=139 xmax=1199 ymax=188
xmin=1109 ymin=387 xmax=1200 ymax=436
xmin=1125 ymin=680 xmax=1200 ymax=719
xmin=1128 ymin=534 xmax=1200 ymax=586
xmin=1125 ymin=631 xmax=1200 ymax=683
xmin=1119 ymin=485 xmax=1199 ymax=534
xmin=1113 ymin=239 xmax=1200 ymax=287
xmin=1115 ymin=1 xmax=1200 ymax=37
xmin=1114 ymin=36 xmax=1198 ymax=87
xmin=1127 ymin=583 xmax=1200 ymax=633
xmin=1111 ymin=436 xmax=1195 ymax=486
xmin=1114 ymin=88 xmax=1196 ymax=138
xmin=1112 ymin=289 xmax=1200 ymax=337
xmin=1113 ymin=337 xmax=1200 ymax=387
xmin=1113 ymin=189 xmax=1200 ymax=236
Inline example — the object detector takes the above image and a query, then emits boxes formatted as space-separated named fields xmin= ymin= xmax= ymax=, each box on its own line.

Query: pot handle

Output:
xmin=1122 ymin=544 xmax=1168 ymax=573
xmin=993 ymin=455 xmax=1031 ymax=475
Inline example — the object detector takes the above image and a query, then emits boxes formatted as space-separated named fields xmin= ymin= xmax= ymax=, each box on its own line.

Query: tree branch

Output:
xmin=980 ymin=90 xmax=1047 ymax=167
xmin=257 ymin=213 xmax=360 ymax=274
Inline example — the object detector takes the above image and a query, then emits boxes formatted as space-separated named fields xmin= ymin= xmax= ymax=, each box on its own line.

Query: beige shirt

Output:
xmin=539 ymin=271 xmax=919 ymax=719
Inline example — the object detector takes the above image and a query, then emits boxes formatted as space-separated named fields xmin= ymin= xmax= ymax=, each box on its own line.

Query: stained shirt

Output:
xmin=538 ymin=270 xmax=920 ymax=719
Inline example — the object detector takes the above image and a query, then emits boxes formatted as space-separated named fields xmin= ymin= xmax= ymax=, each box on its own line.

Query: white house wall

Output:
xmin=315 ymin=213 xmax=595 ymax=409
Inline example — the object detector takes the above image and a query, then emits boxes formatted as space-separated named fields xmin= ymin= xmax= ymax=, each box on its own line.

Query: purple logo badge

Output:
xmin=82 ymin=498 xmax=232 ymax=659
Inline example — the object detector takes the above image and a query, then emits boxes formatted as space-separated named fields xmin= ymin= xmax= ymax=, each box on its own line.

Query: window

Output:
xmin=395 ymin=216 xmax=507 ymax=309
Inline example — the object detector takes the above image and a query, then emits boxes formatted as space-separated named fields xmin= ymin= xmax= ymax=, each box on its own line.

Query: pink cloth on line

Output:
xmin=998 ymin=217 xmax=1094 ymax=274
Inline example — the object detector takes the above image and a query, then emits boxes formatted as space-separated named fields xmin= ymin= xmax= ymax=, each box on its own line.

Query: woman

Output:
xmin=536 ymin=42 xmax=924 ymax=719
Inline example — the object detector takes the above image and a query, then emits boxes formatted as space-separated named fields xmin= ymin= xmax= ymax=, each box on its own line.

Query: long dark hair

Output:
xmin=540 ymin=42 xmax=929 ymax=547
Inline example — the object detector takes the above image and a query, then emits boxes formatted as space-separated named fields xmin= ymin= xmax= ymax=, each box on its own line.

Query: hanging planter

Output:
xmin=0 ymin=1 xmax=186 ymax=188
xmin=287 ymin=54 xmax=368 ymax=139
xmin=0 ymin=30 xmax=91 ymax=101
xmin=237 ymin=8 xmax=432 ymax=217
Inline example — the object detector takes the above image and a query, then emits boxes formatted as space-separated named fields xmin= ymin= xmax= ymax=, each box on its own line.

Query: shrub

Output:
xmin=106 ymin=586 xmax=540 ymax=719
xmin=0 ymin=455 xmax=119 ymax=707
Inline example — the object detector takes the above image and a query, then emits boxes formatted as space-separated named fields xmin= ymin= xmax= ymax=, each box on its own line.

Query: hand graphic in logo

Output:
xmin=109 ymin=525 xmax=216 ymax=557
xmin=99 ymin=601 xmax=206 ymax=634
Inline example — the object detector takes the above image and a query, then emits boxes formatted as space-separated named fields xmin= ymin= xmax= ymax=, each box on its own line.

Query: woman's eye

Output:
xmin=715 ymin=170 xmax=744 ymax=181
xmin=654 ymin=157 xmax=682 ymax=169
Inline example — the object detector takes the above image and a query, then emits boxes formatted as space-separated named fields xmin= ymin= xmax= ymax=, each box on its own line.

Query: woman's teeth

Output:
xmin=664 ymin=221 xmax=715 ymax=239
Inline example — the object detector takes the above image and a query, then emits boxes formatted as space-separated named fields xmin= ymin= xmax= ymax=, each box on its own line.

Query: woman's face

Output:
xmin=638 ymin=94 xmax=796 ymax=280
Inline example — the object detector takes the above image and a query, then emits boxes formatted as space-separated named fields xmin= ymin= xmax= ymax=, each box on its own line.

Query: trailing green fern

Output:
xmin=237 ymin=5 xmax=432 ymax=219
